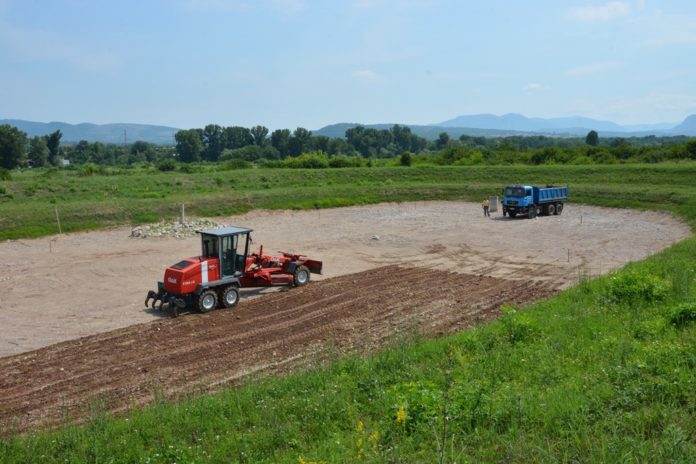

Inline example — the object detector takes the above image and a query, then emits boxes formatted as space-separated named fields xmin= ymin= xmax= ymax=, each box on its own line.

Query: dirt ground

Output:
xmin=0 ymin=201 xmax=691 ymax=433
xmin=0 ymin=201 xmax=690 ymax=357
xmin=0 ymin=266 xmax=557 ymax=433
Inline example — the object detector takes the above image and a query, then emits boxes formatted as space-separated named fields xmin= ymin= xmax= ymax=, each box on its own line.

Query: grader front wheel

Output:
xmin=197 ymin=289 xmax=218 ymax=313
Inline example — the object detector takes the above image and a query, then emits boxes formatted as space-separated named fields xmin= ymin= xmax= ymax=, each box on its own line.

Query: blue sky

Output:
xmin=1 ymin=0 xmax=695 ymax=130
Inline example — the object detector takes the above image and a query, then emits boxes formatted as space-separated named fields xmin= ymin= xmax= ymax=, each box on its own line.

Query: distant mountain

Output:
xmin=435 ymin=113 xmax=696 ymax=136
xmin=314 ymin=123 xmax=526 ymax=139
xmin=672 ymin=115 xmax=696 ymax=135
xmin=436 ymin=113 xmax=660 ymax=135
xmin=315 ymin=113 xmax=696 ymax=139
xmin=3 ymin=113 xmax=695 ymax=144
xmin=0 ymin=119 xmax=180 ymax=145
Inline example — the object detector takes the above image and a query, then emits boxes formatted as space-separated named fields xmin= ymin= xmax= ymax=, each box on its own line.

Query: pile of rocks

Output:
xmin=130 ymin=218 xmax=225 ymax=239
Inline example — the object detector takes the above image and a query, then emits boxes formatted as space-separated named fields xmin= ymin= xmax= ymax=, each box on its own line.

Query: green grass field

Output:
xmin=1 ymin=162 xmax=695 ymax=240
xmin=1 ymin=163 xmax=695 ymax=462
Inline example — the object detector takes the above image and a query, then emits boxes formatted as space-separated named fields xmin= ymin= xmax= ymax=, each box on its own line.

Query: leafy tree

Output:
xmin=270 ymin=129 xmax=291 ymax=158
xmin=686 ymin=138 xmax=696 ymax=160
xmin=45 ymin=130 xmax=62 ymax=166
xmin=585 ymin=130 xmax=599 ymax=146
xmin=289 ymin=127 xmax=312 ymax=157
xmin=436 ymin=132 xmax=451 ymax=150
xmin=0 ymin=124 xmax=27 ymax=169
xmin=391 ymin=125 xmax=413 ymax=152
xmin=202 ymin=124 xmax=225 ymax=161
xmin=400 ymin=152 xmax=412 ymax=166
xmin=28 ymin=136 xmax=49 ymax=167
xmin=223 ymin=126 xmax=254 ymax=150
xmin=221 ymin=144 xmax=279 ymax=162
xmin=130 ymin=140 xmax=156 ymax=163
xmin=250 ymin=125 xmax=269 ymax=146
xmin=174 ymin=129 xmax=204 ymax=163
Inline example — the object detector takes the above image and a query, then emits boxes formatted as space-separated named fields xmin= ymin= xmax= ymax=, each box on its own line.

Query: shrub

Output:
xmin=669 ymin=303 xmax=696 ymax=327
xmin=178 ymin=164 xmax=196 ymax=173
xmin=222 ymin=159 xmax=252 ymax=170
xmin=499 ymin=305 xmax=540 ymax=344
xmin=78 ymin=163 xmax=102 ymax=176
xmin=607 ymin=271 xmax=668 ymax=304
xmin=284 ymin=151 xmax=329 ymax=169
xmin=0 ymin=167 xmax=12 ymax=180
xmin=400 ymin=152 xmax=412 ymax=167
xmin=157 ymin=158 xmax=176 ymax=172
xmin=328 ymin=155 xmax=364 ymax=168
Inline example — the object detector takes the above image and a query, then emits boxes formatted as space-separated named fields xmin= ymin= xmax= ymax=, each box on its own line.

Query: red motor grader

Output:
xmin=145 ymin=226 xmax=322 ymax=317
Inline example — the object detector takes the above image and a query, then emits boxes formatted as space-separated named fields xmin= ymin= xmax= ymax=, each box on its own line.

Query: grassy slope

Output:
xmin=1 ymin=163 xmax=695 ymax=240
xmin=1 ymin=163 xmax=695 ymax=463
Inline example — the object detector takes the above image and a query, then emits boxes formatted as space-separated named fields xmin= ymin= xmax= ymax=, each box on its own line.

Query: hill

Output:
xmin=0 ymin=119 xmax=179 ymax=145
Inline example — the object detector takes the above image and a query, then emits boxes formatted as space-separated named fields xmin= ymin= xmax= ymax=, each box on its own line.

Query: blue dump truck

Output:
xmin=501 ymin=185 xmax=568 ymax=219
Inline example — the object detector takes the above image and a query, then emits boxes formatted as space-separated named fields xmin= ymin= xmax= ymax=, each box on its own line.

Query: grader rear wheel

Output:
xmin=293 ymin=265 xmax=311 ymax=287
xmin=220 ymin=285 xmax=239 ymax=308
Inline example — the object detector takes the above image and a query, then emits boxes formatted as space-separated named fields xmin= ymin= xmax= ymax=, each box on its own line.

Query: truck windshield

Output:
xmin=505 ymin=187 xmax=526 ymax=197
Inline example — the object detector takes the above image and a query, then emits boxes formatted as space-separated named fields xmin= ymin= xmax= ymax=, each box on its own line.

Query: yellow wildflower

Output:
xmin=368 ymin=431 xmax=379 ymax=450
xmin=395 ymin=405 xmax=407 ymax=425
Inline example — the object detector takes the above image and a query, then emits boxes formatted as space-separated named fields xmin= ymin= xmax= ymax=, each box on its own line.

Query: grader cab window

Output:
xmin=201 ymin=235 xmax=218 ymax=258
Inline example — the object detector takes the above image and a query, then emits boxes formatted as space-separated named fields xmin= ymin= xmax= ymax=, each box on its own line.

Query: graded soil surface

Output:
xmin=0 ymin=201 xmax=691 ymax=433
xmin=0 ymin=266 xmax=554 ymax=434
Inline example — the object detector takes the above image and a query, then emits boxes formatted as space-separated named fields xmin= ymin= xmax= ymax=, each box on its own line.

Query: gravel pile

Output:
xmin=130 ymin=218 xmax=225 ymax=239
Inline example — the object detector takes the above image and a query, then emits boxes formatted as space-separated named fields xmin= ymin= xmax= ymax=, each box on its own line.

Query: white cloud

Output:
xmin=569 ymin=1 xmax=631 ymax=21
xmin=564 ymin=61 xmax=623 ymax=76
xmin=351 ymin=69 xmax=386 ymax=83
xmin=525 ymin=83 xmax=543 ymax=92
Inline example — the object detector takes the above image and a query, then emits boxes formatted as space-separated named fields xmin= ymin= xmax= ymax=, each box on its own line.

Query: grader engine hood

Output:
xmin=163 ymin=257 xmax=220 ymax=295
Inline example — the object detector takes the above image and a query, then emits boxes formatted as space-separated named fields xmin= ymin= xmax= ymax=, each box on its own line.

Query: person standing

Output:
xmin=482 ymin=198 xmax=490 ymax=217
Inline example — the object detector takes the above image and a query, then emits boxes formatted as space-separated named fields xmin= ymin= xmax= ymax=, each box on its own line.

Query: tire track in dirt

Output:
xmin=0 ymin=266 xmax=556 ymax=435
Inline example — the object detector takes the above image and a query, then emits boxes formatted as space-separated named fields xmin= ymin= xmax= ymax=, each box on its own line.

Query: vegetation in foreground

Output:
xmin=1 ymin=162 xmax=696 ymax=241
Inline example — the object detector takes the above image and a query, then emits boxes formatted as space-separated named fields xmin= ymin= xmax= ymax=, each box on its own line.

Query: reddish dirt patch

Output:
xmin=0 ymin=265 xmax=554 ymax=435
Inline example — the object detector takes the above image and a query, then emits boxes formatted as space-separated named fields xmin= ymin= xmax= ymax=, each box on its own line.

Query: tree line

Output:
xmin=1 ymin=122 xmax=696 ymax=171
xmin=172 ymin=124 xmax=431 ymax=163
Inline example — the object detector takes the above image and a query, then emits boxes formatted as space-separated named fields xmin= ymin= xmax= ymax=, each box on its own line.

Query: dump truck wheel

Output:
xmin=547 ymin=204 xmax=556 ymax=215
xmin=556 ymin=203 xmax=563 ymax=215
xmin=198 ymin=289 xmax=217 ymax=313
xmin=220 ymin=285 xmax=239 ymax=308
xmin=294 ymin=265 xmax=310 ymax=287
xmin=528 ymin=205 xmax=536 ymax=219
